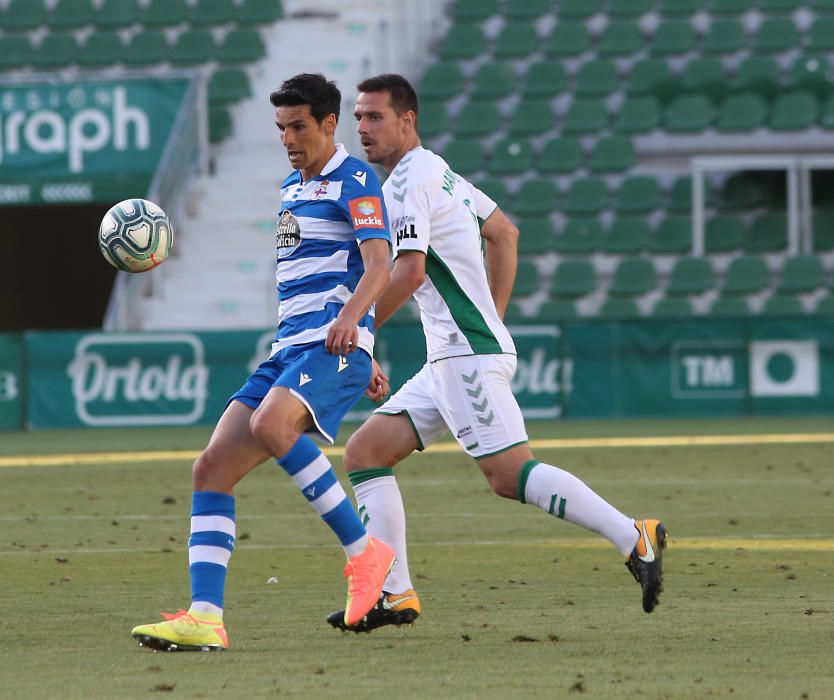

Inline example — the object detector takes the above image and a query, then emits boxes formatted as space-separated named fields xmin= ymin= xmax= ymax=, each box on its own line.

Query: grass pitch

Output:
xmin=1 ymin=417 xmax=833 ymax=699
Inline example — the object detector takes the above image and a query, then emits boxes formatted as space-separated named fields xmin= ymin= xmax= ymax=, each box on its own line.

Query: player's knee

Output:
xmin=343 ymin=431 xmax=375 ymax=472
xmin=249 ymin=411 xmax=299 ymax=457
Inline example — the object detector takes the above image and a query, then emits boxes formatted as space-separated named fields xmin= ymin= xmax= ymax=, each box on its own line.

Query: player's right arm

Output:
xmin=479 ymin=205 xmax=519 ymax=321
xmin=373 ymin=250 xmax=425 ymax=329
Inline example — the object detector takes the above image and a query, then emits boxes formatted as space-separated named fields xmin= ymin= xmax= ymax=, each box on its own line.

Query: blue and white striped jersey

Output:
xmin=272 ymin=144 xmax=390 ymax=356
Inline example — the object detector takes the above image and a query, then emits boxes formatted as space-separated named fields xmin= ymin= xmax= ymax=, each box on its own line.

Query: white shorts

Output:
xmin=375 ymin=354 xmax=528 ymax=458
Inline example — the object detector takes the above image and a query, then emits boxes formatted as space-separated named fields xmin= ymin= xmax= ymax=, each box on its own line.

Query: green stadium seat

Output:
xmin=474 ymin=178 xmax=510 ymax=206
xmin=820 ymin=95 xmax=834 ymax=130
xmin=515 ymin=181 xmax=559 ymax=217
xmin=778 ymin=256 xmax=824 ymax=294
xmin=720 ymin=174 xmax=764 ymax=210
xmin=550 ymin=260 xmax=597 ymax=299
xmin=598 ymin=21 xmax=643 ymax=57
xmin=668 ymin=175 xmax=693 ymax=212
xmin=626 ymin=60 xmax=677 ymax=102
xmin=555 ymin=219 xmax=603 ymax=254
xmin=717 ymin=93 xmax=767 ymax=132
xmin=734 ymin=57 xmax=781 ymax=99
xmin=753 ymin=19 xmax=796 ymax=54
xmin=123 ymin=31 xmax=169 ymax=66
xmin=702 ymin=19 xmax=746 ymax=55
xmin=609 ymin=0 xmax=653 ymax=17
xmin=209 ymin=106 xmax=233 ymax=143
xmin=615 ymin=97 xmax=661 ymax=134
xmin=816 ymin=294 xmax=834 ymax=315
xmin=813 ymin=0 xmax=834 ymax=9
xmin=170 ymin=30 xmax=218 ymax=65
xmin=94 ymin=0 xmax=139 ymax=28
xmin=509 ymin=99 xmax=555 ymax=136
xmin=667 ymin=258 xmax=715 ymax=295
xmin=503 ymin=301 xmax=528 ymax=323
xmin=518 ymin=218 xmax=556 ymax=254
xmin=575 ymin=60 xmax=620 ymax=97
xmin=649 ymin=217 xmax=692 ymax=254
xmin=660 ymin=0 xmax=701 ymax=15
xmin=78 ymin=32 xmax=124 ymax=67
xmin=31 ymin=34 xmax=78 ymax=69
xmin=609 ymin=259 xmax=657 ymax=297
xmin=472 ymin=63 xmax=517 ymax=100
xmin=444 ymin=139 xmax=486 ymax=176
xmin=558 ymin=0 xmax=602 ymax=19
xmin=418 ymin=102 xmax=446 ymax=139
xmin=420 ymin=63 xmax=465 ymax=102
xmin=512 ymin=262 xmax=541 ymax=297
xmin=0 ymin=36 xmax=32 ymax=70
xmin=235 ymin=0 xmax=283 ymax=25
xmin=706 ymin=215 xmax=744 ymax=252
xmin=495 ymin=22 xmax=540 ymax=58
xmin=682 ymin=59 xmax=728 ymax=101
xmin=452 ymin=0 xmax=499 ymax=22
xmin=807 ymin=18 xmax=834 ymax=54
xmin=813 ymin=210 xmax=834 ymax=251
xmin=438 ymin=25 xmax=485 ymax=60
xmin=664 ymin=95 xmax=714 ymax=133
xmin=538 ymin=138 xmax=583 ymax=174
xmin=456 ymin=101 xmax=500 ymax=137
xmin=190 ymin=0 xmax=235 ymax=26
xmin=761 ymin=295 xmax=804 ymax=316
xmin=505 ymin=0 xmax=550 ymax=20
xmin=709 ymin=296 xmax=750 ymax=317
xmin=761 ymin=0 xmax=802 ymax=10
xmin=722 ymin=256 xmax=769 ymax=295
xmin=538 ymin=300 xmax=578 ymax=321
xmin=744 ymin=213 xmax=788 ymax=252
xmin=616 ymin=176 xmax=662 ymax=214
xmin=489 ymin=138 xmax=534 ymax=175
xmin=588 ymin=137 xmax=635 ymax=173
xmin=48 ymin=0 xmax=93 ymax=30
xmin=651 ymin=297 xmax=693 ymax=318
xmin=219 ymin=29 xmax=266 ymax=64
xmin=789 ymin=56 xmax=830 ymax=97
xmin=562 ymin=99 xmax=608 ymax=135
xmin=712 ymin=0 xmax=755 ymax=13
xmin=545 ymin=22 xmax=590 ymax=57
xmin=600 ymin=218 xmax=650 ymax=254
xmin=598 ymin=299 xmax=641 ymax=319
xmin=1 ymin=0 xmax=46 ymax=31
xmin=650 ymin=21 xmax=696 ymax=56
xmin=208 ymin=68 xmax=252 ymax=105
xmin=564 ymin=178 xmax=608 ymax=215
xmin=142 ymin=0 xmax=187 ymax=27
xmin=769 ymin=92 xmax=819 ymax=131
xmin=523 ymin=61 xmax=567 ymax=98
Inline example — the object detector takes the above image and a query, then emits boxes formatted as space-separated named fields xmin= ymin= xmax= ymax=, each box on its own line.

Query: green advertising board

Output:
xmin=0 ymin=333 xmax=24 ymax=429
xmin=0 ymin=78 xmax=190 ymax=205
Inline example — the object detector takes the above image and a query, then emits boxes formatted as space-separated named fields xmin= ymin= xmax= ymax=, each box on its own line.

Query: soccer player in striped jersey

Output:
xmin=132 ymin=74 xmax=395 ymax=651
xmin=325 ymin=74 xmax=666 ymax=632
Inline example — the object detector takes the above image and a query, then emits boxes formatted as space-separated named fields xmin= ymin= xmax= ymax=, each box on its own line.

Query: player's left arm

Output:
xmin=480 ymin=205 xmax=519 ymax=320
xmin=326 ymin=237 xmax=391 ymax=355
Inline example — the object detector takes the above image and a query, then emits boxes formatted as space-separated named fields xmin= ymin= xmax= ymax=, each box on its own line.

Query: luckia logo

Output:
xmin=357 ymin=200 xmax=375 ymax=215
xmin=67 ymin=333 xmax=208 ymax=426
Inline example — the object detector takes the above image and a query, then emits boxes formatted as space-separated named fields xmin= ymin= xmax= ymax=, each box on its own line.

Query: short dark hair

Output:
xmin=356 ymin=73 xmax=419 ymax=118
xmin=269 ymin=73 xmax=341 ymax=123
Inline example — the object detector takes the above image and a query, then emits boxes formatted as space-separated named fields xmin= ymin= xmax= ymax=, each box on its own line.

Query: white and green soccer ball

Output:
xmin=98 ymin=198 xmax=173 ymax=273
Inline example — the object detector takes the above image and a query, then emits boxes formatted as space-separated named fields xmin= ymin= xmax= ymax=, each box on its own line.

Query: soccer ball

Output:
xmin=98 ymin=198 xmax=173 ymax=273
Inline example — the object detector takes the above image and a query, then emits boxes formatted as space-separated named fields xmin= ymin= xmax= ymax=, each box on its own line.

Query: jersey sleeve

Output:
xmin=471 ymin=185 xmax=498 ymax=221
xmin=339 ymin=165 xmax=391 ymax=244
xmin=391 ymin=179 xmax=432 ymax=259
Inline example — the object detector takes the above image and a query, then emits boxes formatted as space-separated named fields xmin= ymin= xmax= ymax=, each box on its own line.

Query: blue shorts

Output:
xmin=230 ymin=341 xmax=372 ymax=444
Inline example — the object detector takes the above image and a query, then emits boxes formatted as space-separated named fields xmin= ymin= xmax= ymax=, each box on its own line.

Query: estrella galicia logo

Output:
xmin=67 ymin=333 xmax=208 ymax=426
xmin=276 ymin=209 xmax=301 ymax=258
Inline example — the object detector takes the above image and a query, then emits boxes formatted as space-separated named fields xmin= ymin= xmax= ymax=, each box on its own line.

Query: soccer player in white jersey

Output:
xmin=325 ymin=74 xmax=667 ymax=632
xmin=131 ymin=74 xmax=396 ymax=651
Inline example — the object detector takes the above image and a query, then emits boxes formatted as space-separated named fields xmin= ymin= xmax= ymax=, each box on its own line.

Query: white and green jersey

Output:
xmin=382 ymin=146 xmax=515 ymax=362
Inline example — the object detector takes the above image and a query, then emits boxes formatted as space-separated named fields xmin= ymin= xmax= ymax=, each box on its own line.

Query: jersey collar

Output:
xmin=319 ymin=143 xmax=349 ymax=178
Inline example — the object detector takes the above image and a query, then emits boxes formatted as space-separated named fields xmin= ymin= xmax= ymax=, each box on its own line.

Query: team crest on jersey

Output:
xmin=275 ymin=209 xmax=301 ymax=258
xmin=312 ymin=180 xmax=329 ymax=199
xmin=348 ymin=196 xmax=385 ymax=230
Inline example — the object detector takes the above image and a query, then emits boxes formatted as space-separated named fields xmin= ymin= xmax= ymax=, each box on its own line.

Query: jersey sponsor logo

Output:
xmin=276 ymin=209 xmax=301 ymax=258
xmin=349 ymin=196 xmax=385 ymax=229
xmin=395 ymin=223 xmax=417 ymax=245
xmin=456 ymin=425 xmax=472 ymax=439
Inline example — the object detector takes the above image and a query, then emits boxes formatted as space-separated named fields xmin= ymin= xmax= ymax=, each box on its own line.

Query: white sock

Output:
xmin=520 ymin=462 xmax=638 ymax=556
xmin=350 ymin=470 xmax=413 ymax=594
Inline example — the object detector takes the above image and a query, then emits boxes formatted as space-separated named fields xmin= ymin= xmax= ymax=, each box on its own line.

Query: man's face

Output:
xmin=354 ymin=90 xmax=408 ymax=166
xmin=275 ymin=104 xmax=335 ymax=172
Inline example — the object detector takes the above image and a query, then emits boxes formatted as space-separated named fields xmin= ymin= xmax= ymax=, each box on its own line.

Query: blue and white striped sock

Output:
xmin=188 ymin=491 xmax=235 ymax=617
xmin=277 ymin=435 xmax=368 ymax=558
